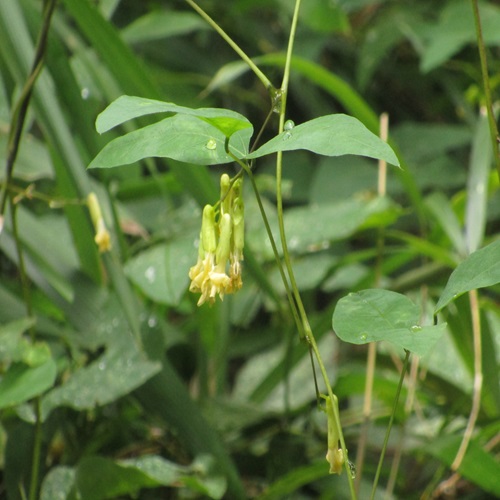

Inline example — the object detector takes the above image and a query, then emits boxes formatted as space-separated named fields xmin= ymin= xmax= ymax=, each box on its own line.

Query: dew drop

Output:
xmin=410 ymin=325 xmax=422 ymax=333
xmin=98 ymin=361 xmax=106 ymax=370
xmin=348 ymin=460 xmax=356 ymax=479
xmin=284 ymin=119 xmax=295 ymax=131
xmin=145 ymin=266 xmax=156 ymax=283
xmin=283 ymin=132 xmax=292 ymax=140
xmin=148 ymin=316 xmax=157 ymax=328
xmin=359 ymin=333 xmax=368 ymax=342
xmin=81 ymin=87 xmax=90 ymax=99
xmin=205 ymin=138 xmax=217 ymax=150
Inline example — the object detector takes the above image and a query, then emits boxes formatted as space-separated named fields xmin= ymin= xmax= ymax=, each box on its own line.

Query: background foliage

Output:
xmin=0 ymin=0 xmax=499 ymax=499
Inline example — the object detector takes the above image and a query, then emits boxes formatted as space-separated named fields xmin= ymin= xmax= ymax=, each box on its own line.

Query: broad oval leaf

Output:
xmin=0 ymin=359 xmax=57 ymax=409
xmin=89 ymin=114 xmax=252 ymax=168
xmin=95 ymin=95 xmax=252 ymax=136
xmin=332 ymin=289 xmax=445 ymax=357
xmin=124 ymin=238 xmax=194 ymax=306
xmin=435 ymin=238 xmax=500 ymax=313
xmin=246 ymin=114 xmax=400 ymax=166
xmin=40 ymin=343 xmax=161 ymax=420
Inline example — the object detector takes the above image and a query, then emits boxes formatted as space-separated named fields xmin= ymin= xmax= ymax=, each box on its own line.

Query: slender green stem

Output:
xmin=184 ymin=0 xmax=274 ymax=91
xmin=227 ymin=151 xmax=304 ymax=336
xmin=308 ymin=334 xmax=357 ymax=499
xmin=0 ymin=0 xmax=57 ymax=217
xmin=471 ymin=0 xmax=500 ymax=179
xmin=10 ymin=201 xmax=33 ymax=321
xmin=28 ymin=398 xmax=43 ymax=500
xmin=370 ymin=349 xmax=411 ymax=500
xmin=275 ymin=1 xmax=355 ymax=495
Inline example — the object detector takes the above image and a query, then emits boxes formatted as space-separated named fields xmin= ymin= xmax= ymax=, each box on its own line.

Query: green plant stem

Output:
xmin=275 ymin=0 xmax=355 ymax=496
xmin=308 ymin=335 xmax=357 ymax=499
xmin=10 ymin=201 xmax=33 ymax=321
xmin=370 ymin=349 xmax=411 ymax=500
xmin=184 ymin=0 xmax=274 ymax=92
xmin=28 ymin=398 xmax=43 ymax=500
xmin=236 ymin=158 xmax=304 ymax=336
xmin=0 ymin=0 xmax=57 ymax=217
xmin=471 ymin=0 xmax=500 ymax=179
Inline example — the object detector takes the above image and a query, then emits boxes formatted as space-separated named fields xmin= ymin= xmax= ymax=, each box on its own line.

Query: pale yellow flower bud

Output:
xmin=87 ymin=192 xmax=111 ymax=253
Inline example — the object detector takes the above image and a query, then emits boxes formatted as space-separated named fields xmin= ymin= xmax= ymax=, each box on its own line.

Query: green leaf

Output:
xmin=95 ymin=95 xmax=252 ymax=135
xmin=0 ymin=318 xmax=36 ymax=364
xmin=74 ymin=456 xmax=163 ymax=500
xmin=89 ymin=114 xmax=252 ymax=168
xmin=426 ymin=435 xmax=500 ymax=497
xmin=121 ymin=11 xmax=208 ymax=44
xmin=435 ymin=239 xmax=500 ymax=313
xmin=465 ymin=111 xmax=492 ymax=253
xmin=124 ymin=237 xmax=195 ymax=306
xmin=246 ymin=114 xmax=399 ymax=166
xmin=40 ymin=341 xmax=161 ymax=420
xmin=249 ymin=197 xmax=399 ymax=259
xmin=420 ymin=2 xmax=500 ymax=73
xmin=71 ymin=455 xmax=226 ymax=500
xmin=332 ymin=289 xmax=446 ymax=357
xmin=424 ymin=192 xmax=466 ymax=257
xmin=40 ymin=466 xmax=75 ymax=500
xmin=0 ymin=359 xmax=57 ymax=409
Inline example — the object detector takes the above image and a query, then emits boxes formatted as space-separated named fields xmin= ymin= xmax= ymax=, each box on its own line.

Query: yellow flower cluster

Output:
xmin=189 ymin=174 xmax=244 ymax=306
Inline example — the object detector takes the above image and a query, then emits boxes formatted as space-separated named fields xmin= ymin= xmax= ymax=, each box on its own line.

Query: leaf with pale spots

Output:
xmin=332 ymin=289 xmax=445 ymax=357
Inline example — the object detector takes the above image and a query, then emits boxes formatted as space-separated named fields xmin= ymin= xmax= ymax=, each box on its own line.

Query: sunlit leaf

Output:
xmin=332 ymin=289 xmax=445 ymax=357
xmin=89 ymin=114 xmax=252 ymax=168
xmin=95 ymin=95 xmax=252 ymax=135
xmin=246 ymin=114 xmax=399 ymax=166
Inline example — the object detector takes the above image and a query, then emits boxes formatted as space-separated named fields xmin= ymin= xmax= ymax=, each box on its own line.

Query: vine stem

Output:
xmin=370 ymin=349 xmax=411 ymax=500
xmin=0 ymin=1 xmax=57 ymax=498
xmin=276 ymin=0 xmax=356 ymax=496
xmin=0 ymin=0 xmax=57 ymax=219
xmin=471 ymin=0 xmax=500 ymax=178
xmin=184 ymin=0 xmax=273 ymax=92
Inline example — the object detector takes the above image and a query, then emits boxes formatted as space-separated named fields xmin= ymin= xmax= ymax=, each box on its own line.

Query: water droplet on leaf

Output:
xmin=284 ymin=119 xmax=295 ymax=131
xmin=145 ymin=266 xmax=156 ymax=283
xmin=348 ymin=460 xmax=356 ymax=479
xmin=283 ymin=132 xmax=292 ymax=140
xmin=410 ymin=325 xmax=422 ymax=332
xmin=205 ymin=139 xmax=217 ymax=150
xmin=359 ymin=333 xmax=368 ymax=341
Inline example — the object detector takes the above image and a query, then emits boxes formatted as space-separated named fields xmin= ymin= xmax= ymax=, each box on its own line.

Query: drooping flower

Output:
xmin=324 ymin=395 xmax=346 ymax=475
xmin=87 ymin=192 xmax=111 ymax=253
xmin=188 ymin=174 xmax=244 ymax=305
